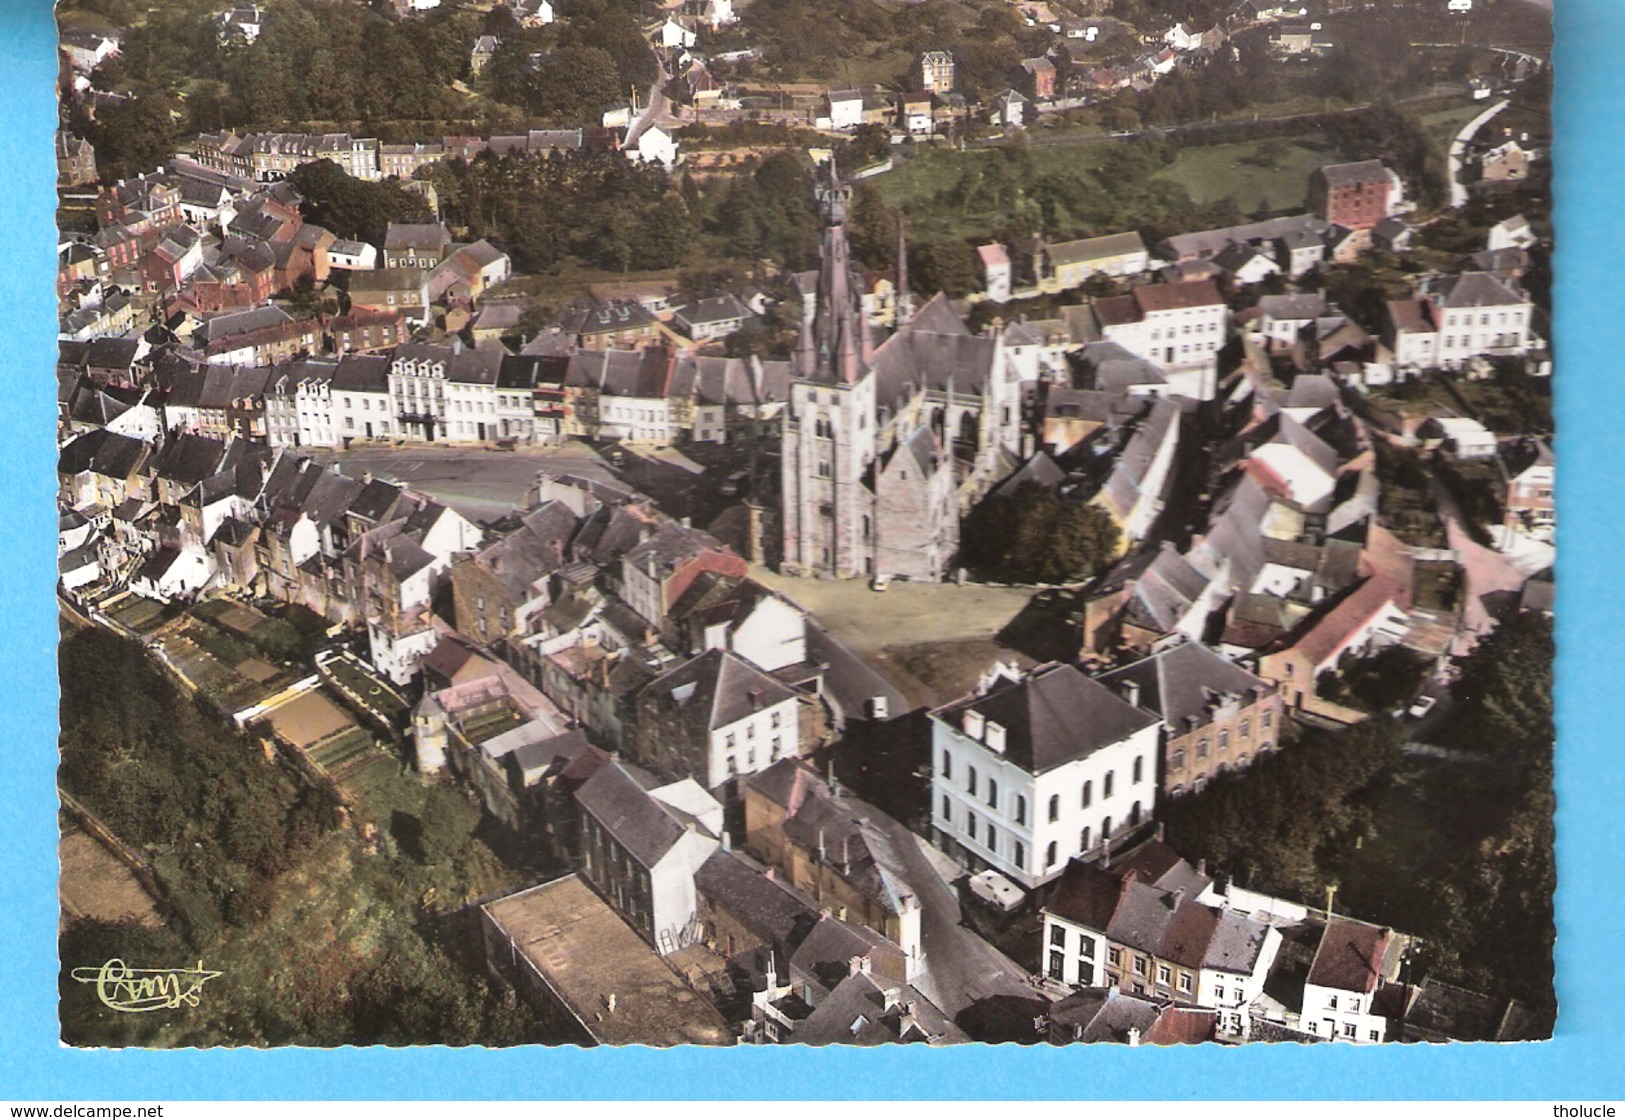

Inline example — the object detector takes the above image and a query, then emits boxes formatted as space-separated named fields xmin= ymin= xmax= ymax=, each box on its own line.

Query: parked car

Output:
xmin=870 ymin=574 xmax=891 ymax=592
xmin=1407 ymin=694 xmax=1438 ymax=719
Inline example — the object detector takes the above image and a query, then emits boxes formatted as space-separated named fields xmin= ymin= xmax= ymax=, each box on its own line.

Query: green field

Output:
xmin=1151 ymin=132 xmax=1342 ymax=215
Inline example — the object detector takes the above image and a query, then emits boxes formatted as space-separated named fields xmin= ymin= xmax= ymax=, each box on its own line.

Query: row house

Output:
xmin=449 ymin=501 xmax=577 ymax=650
xmin=97 ymin=175 xmax=183 ymax=237
xmin=618 ymin=521 xmax=748 ymax=630
xmin=347 ymin=267 xmax=432 ymax=324
xmin=1040 ymin=846 xmax=1282 ymax=1037
xmin=1097 ymin=641 xmax=1282 ymax=799
xmin=194 ymin=305 xmax=320 ymax=366
xmin=327 ymin=307 xmax=407 ymax=356
xmin=743 ymin=759 xmax=923 ymax=978
xmin=930 ymin=661 xmax=1162 ymax=890
xmin=185 ymin=237 xmax=278 ymax=313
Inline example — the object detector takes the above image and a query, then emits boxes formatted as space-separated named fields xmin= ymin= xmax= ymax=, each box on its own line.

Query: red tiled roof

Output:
xmin=1133 ymin=280 xmax=1222 ymax=314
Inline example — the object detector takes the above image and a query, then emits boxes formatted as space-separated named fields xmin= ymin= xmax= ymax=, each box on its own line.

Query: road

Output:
xmin=1429 ymin=475 xmax=1528 ymax=654
xmin=1447 ymin=97 xmax=1510 ymax=208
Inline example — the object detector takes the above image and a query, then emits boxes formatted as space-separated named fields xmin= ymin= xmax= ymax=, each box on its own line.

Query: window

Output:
xmin=1048 ymin=952 xmax=1065 ymax=982
xmin=1080 ymin=826 xmax=1091 ymax=851
xmin=985 ymin=822 xmax=997 ymax=852
xmin=1103 ymin=772 xmax=1114 ymax=799
xmin=1016 ymin=795 xmax=1028 ymax=826
xmin=1107 ymin=947 xmax=1122 ymax=967
xmin=1013 ymin=840 xmax=1024 ymax=870
xmin=1219 ymin=729 xmax=1230 ymax=753
xmin=1343 ymin=1023 xmax=1357 ymax=1039
xmin=1051 ymin=925 xmax=1067 ymax=948
xmin=1328 ymin=995 xmax=1338 ymax=1010
xmin=1078 ymin=937 xmax=1094 ymax=960
xmin=1262 ymin=709 xmax=1273 ymax=729
xmin=771 ymin=736 xmax=782 ymax=759
xmin=1081 ymin=781 xmax=1092 ymax=808
xmin=1103 ymin=816 xmax=1113 ymax=839
xmin=1132 ymin=956 xmax=1147 ymax=977
xmin=1197 ymin=739 xmax=1210 ymax=760
xmin=1178 ymin=972 xmax=1193 ymax=993
xmin=942 ymin=751 xmax=952 ymax=780
xmin=1132 ymin=757 xmax=1143 ymax=784
xmin=1045 ymin=841 xmax=1057 ymax=868
xmin=986 ymin=778 xmax=998 ymax=809
xmin=1171 ymin=747 xmax=1185 ymax=771
xmin=1368 ymin=1030 xmax=1381 ymax=1042
xmin=967 ymin=766 xmax=978 ymax=796
xmin=942 ymin=794 xmax=952 ymax=822
xmin=771 ymin=711 xmax=782 ymax=729
xmin=1214 ymin=986 xmax=1225 ymax=1001
xmin=967 ymin=810 xmax=977 ymax=836
xmin=1157 ymin=965 xmax=1171 ymax=985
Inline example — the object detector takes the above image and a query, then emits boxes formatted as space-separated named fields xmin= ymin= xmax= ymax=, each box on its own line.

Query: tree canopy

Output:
xmin=959 ymin=482 xmax=1121 ymax=584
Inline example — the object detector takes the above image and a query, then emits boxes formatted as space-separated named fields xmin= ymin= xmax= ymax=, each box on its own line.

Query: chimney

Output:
xmin=1125 ymin=1026 xmax=1141 ymax=1047
xmin=748 ymin=686 xmax=763 ymax=711
xmin=1197 ymin=858 xmax=1207 ymax=877
xmin=818 ymin=827 xmax=827 ymax=861
xmin=606 ymin=993 xmax=617 ymax=1014
xmin=1121 ymin=679 xmax=1142 ymax=708
xmin=985 ymin=721 xmax=1007 ymax=754
xmin=1155 ymin=821 xmax=1165 ymax=842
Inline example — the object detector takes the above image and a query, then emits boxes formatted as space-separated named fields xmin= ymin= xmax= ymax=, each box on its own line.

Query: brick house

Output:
xmin=1097 ymin=641 xmax=1283 ymax=798
xmin=1309 ymin=160 xmax=1393 ymax=232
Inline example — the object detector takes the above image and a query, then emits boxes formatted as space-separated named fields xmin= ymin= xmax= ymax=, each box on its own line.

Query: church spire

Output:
xmin=801 ymin=155 xmax=872 ymax=385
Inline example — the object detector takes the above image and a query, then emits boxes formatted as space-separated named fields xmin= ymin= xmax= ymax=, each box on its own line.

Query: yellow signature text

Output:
xmin=69 ymin=959 xmax=223 ymax=1013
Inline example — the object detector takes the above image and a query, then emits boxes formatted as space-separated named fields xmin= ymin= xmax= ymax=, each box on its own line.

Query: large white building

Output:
xmin=1090 ymin=280 xmax=1228 ymax=401
xmin=1385 ymin=272 xmax=1534 ymax=372
xmin=929 ymin=662 xmax=1162 ymax=889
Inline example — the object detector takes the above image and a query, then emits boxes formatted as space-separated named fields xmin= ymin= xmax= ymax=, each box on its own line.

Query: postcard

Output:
xmin=47 ymin=0 xmax=1557 ymax=1060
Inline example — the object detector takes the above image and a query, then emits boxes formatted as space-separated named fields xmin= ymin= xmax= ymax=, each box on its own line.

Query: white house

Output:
xmin=1487 ymin=214 xmax=1537 ymax=252
xmin=930 ymin=662 xmax=1162 ymax=889
xmin=674 ymin=294 xmax=753 ymax=341
xmin=1302 ymin=918 xmax=1402 ymax=1043
xmin=660 ymin=16 xmax=698 ymax=49
xmin=826 ymin=90 xmax=865 ymax=131
xmin=1247 ymin=414 xmax=1340 ymax=509
xmin=1385 ymin=272 xmax=1533 ymax=372
xmin=130 ymin=545 xmax=215 ymax=601
xmin=627 ymin=125 xmax=680 ymax=169
xmin=978 ymin=243 xmax=1012 ymax=303
xmin=327 ymin=239 xmax=378 ymax=270
xmin=641 ymin=649 xmax=804 ymax=790
xmin=1254 ymin=292 xmax=1327 ymax=350
xmin=1421 ymin=415 xmax=1497 ymax=459
xmin=1094 ymin=280 xmax=1227 ymax=402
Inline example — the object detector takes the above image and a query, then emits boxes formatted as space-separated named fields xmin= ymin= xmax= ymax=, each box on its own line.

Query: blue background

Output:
xmin=3 ymin=0 xmax=1616 ymax=1099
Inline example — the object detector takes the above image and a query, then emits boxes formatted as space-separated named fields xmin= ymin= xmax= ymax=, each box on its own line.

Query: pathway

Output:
xmin=1447 ymin=98 xmax=1510 ymax=208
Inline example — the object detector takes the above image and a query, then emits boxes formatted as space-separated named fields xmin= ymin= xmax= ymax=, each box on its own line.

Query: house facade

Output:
xmin=930 ymin=662 xmax=1162 ymax=889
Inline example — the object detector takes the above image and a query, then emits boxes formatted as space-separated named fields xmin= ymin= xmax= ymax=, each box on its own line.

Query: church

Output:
xmin=779 ymin=161 xmax=1032 ymax=582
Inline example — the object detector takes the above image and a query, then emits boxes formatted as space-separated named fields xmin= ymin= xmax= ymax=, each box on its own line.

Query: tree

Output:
xmin=287 ymin=159 xmax=433 ymax=248
xmin=908 ymin=240 xmax=980 ymax=300
xmin=88 ymin=93 xmax=181 ymax=182
xmin=960 ymin=482 xmax=1121 ymax=583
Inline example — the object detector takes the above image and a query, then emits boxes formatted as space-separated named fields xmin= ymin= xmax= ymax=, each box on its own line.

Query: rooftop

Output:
xmin=482 ymin=875 xmax=733 ymax=1046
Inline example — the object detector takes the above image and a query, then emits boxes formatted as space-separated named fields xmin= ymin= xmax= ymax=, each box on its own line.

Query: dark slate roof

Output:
xmin=643 ymin=648 xmax=798 ymax=733
xmin=1315 ymin=159 xmax=1388 ymax=187
xmin=573 ymin=761 xmax=687 ymax=868
xmin=1049 ymin=987 xmax=1164 ymax=1044
xmin=383 ymin=221 xmax=452 ymax=250
xmin=694 ymin=848 xmax=820 ymax=950
xmin=934 ymin=662 xmax=1158 ymax=774
xmin=1433 ymin=271 xmax=1525 ymax=309
xmin=332 ymin=353 xmax=391 ymax=393
xmin=790 ymin=971 xmax=962 ymax=1046
xmin=1096 ymin=642 xmax=1270 ymax=730
xmin=58 ymin=429 xmax=148 ymax=480
xmin=448 ymin=348 xmax=503 ymax=385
